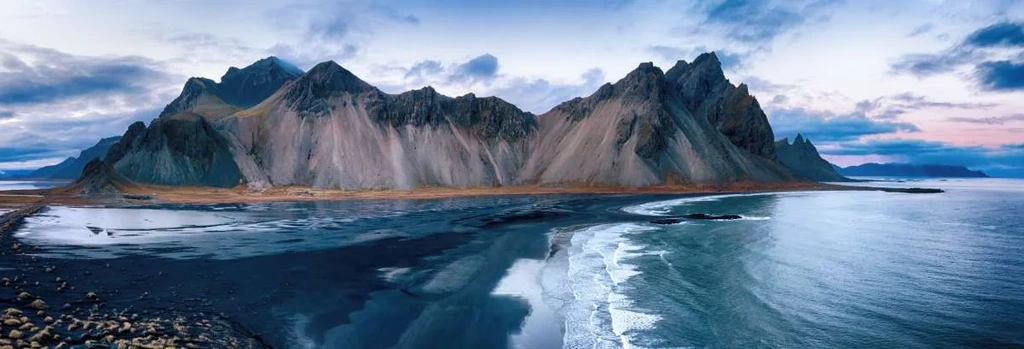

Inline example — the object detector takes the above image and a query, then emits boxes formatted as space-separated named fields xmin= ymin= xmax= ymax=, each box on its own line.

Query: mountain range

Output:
xmin=50 ymin=53 xmax=847 ymax=190
xmin=835 ymin=163 xmax=989 ymax=178
xmin=30 ymin=136 xmax=122 ymax=179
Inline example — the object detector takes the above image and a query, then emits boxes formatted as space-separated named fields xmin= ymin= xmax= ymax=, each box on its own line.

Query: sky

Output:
xmin=0 ymin=0 xmax=1022 ymax=177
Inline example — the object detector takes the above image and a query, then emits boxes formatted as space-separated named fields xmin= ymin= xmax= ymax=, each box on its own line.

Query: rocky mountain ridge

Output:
xmin=98 ymin=53 xmax=814 ymax=189
xmin=774 ymin=134 xmax=850 ymax=182
xmin=30 ymin=136 xmax=121 ymax=179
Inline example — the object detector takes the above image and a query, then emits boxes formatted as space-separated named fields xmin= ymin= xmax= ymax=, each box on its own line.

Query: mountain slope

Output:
xmin=30 ymin=136 xmax=121 ymax=179
xmin=519 ymin=62 xmax=791 ymax=186
xmin=665 ymin=52 xmax=777 ymax=160
xmin=775 ymin=135 xmax=850 ymax=182
xmin=218 ymin=61 xmax=536 ymax=189
xmin=837 ymin=163 xmax=989 ymax=177
xmin=106 ymin=57 xmax=303 ymax=187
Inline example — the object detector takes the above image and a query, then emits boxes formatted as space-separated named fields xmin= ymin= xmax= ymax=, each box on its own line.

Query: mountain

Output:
xmin=665 ymin=53 xmax=776 ymax=160
xmin=520 ymin=62 xmax=790 ymax=186
xmin=105 ymin=57 xmax=304 ymax=187
xmin=104 ymin=53 xmax=798 ymax=190
xmin=30 ymin=136 xmax=121 ymax=179
xmin=50 ymin=159 xmax=139 ymax=197
xmin=837 ymin=163 xmax=989 ymax=178
xmin=218 ymin=61 xmax=536 ymax=189
xmin=775 ymin=135 xmax=850 ymax=182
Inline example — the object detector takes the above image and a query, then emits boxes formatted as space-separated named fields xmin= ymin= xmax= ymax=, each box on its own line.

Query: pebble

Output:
xmin=7 ymin=330 xmax=22 ymax=339
xmin=15 ymin=292 xmax=32 ymax=302
xmin=28 ymin=299 xmax=46 ymax=310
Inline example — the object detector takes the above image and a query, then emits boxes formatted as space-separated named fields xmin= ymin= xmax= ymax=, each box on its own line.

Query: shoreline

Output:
xmin=0 ymin=181 xmax=880 ymax=207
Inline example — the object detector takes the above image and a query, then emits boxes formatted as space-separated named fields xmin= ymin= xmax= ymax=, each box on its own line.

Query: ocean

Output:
xmin=5 ymin=178 xmax=1024 ymax=348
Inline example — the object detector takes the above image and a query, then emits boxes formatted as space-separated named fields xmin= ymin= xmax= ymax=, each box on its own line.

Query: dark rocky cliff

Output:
xmin=107 ymin=57 xmax=302 ymax=187
xmin=665 ymin=52 xmax=777 ymax=160
xmin=775 ymin=134 xmax=850 ymax=182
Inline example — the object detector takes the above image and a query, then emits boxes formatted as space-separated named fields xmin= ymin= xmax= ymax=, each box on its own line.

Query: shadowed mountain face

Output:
xmin=105 ymin=57 xmax=303 ymax=187
xmin=666 ymin=53 xmax=776 ymax=160
xmin=775 ymin=135 xmax=850 ymax=182
xmin=30 ymin=136 xmax=121 ymax=179
xmin=102 ymin=53 xmax=798 ymax=189
xmin=837 ymin=163 xmax=989 ymax=178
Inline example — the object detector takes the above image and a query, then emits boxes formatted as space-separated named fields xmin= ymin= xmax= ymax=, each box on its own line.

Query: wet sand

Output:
xmin=0 ymin=181 xmax=845 ymax=207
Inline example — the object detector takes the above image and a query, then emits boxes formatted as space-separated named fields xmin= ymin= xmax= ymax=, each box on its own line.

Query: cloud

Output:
xmin=489 ymin=68 xmax=606 ymax=113
xmin=887 ymin=92 xmax=997 ymax=109
xmin=908 ymin=23 xmax=934 ymax=37
xmin=975 ymin=60 xmax=1024 ymax=91
xmin=380 ymin=55 xmax=605 ymax=113
xmin=0 ymin=41 xmax=175 ymax=171
xmin=263 ymin=1 xmax=419 ymax=67
xmin=369 ymin=4 xmax=420 ymax=25
xmin=820 ymin=138 xmax=1024 ymax=177
xmin=769 ymin=107 xmax=920 ymax=142
xmin=0 ymin=41 xmax=169 ymax=105
xmin=947 ymin=113 xmax=1024 ymax=125
xmin=451 ymin=54 xmax=500 ymax=82
xmin=889 ymin=49 xmax=979 ymax=77
xmin=964 ymin=21 xmax=1024 ymax=48
xmin=698 ymin=0 xmax=838 ymax=43
xmin=404 ymin=60 xmax=444 ymax=79
xmin=892 ymin=21 xmax=1024 ymax=84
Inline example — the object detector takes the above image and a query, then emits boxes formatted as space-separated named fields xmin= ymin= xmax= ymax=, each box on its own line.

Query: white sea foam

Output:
xmin=622 ymin=193 xmax=779 ymax=216
xmin=492 ymin=259 xmax=562 ymax=349
xmin=561 ymin=223 xmax=664 ymax=349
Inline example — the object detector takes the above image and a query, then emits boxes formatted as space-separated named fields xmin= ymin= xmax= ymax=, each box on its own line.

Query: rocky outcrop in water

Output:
xmin=775 ymin=134 xmax=850 ymax=182
xmin=666 ymin=52 xmax=776 ymax=159
xmin=30 ymin=136 xmax=121 ymax=179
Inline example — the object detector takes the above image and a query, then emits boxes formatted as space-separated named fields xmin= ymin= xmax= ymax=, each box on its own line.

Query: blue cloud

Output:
xmin=0 ymin=110 xmax=12 ymax=119
xmin=889 ymin=50 xmax=978 ymax=77
xmin=491 ymin=68 xmax=606 ymax=113
xmin=821 ymin=138 xmax=1024 ymax=178
xmin=0 ymin=51 xmax=167 ymax=105
xmin=908 ymin=23 xmax=933 ymax=37
xmin=964 ymin=21 xmax=1024 ymax=48
xmin=947 ymin=114 xmax=1024 ymax=125
xmin=700 ymin=0 xmax=836 ymax=43
xmin=892 ymin=21 xmax=1024 ymax=78
xmin=975 ymin=60 xmax=1024 ymax=91
xmin=451 ymin=54 xmax=499 ymax=82
xmin=769 ymin=107 xmax=920 ymax=142
xmin=404 ymin=60 xmax=444 ymax=79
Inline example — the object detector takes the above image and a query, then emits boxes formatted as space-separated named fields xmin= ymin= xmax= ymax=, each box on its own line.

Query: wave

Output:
xmin=622 ymin=193 xmax=775 ymax=216
xmin=560 ymin=223 xmax=663 ymax=348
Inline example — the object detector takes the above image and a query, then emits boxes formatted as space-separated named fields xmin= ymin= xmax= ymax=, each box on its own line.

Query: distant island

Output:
xmin=834 ymin=163 xmax=989 ymax=178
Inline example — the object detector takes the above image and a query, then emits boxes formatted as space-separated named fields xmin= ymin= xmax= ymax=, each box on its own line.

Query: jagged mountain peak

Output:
xmin=794 ymin=133 xmax=806 ymax=144
xmin=282 ymin=61 xmax=377 ymax=116
xmin=221 ymin=56 xmax=304 ymax=83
